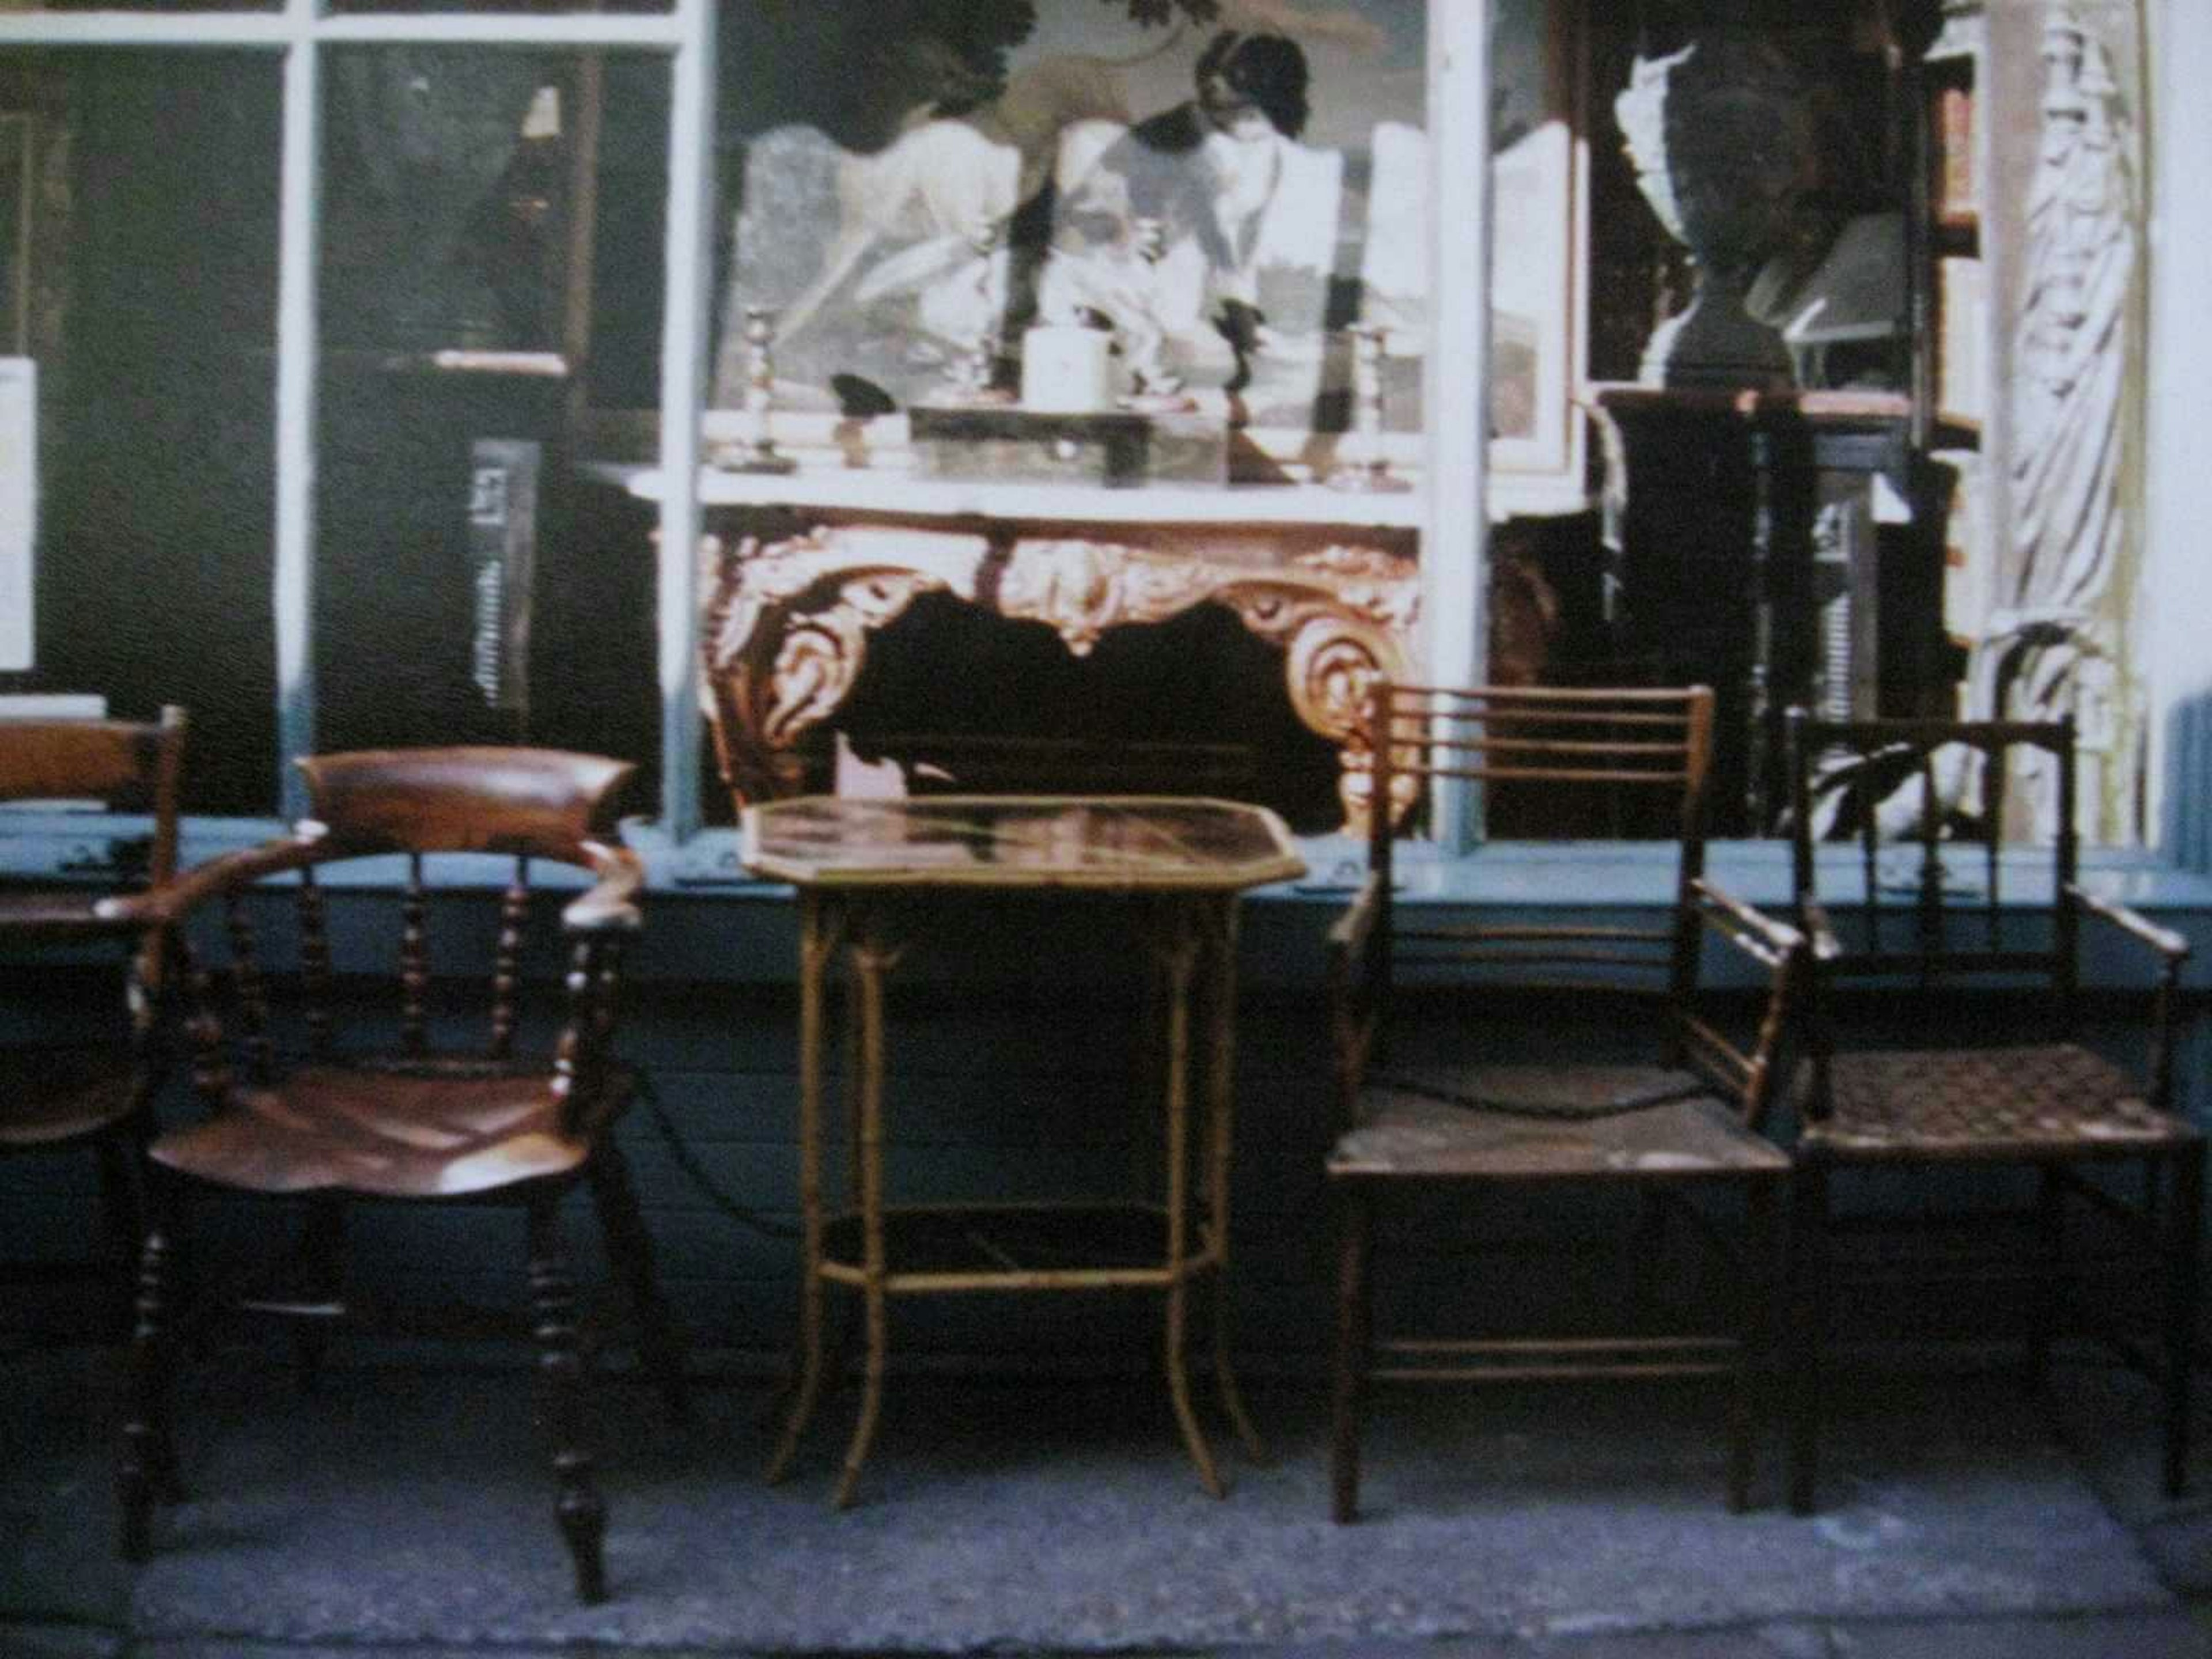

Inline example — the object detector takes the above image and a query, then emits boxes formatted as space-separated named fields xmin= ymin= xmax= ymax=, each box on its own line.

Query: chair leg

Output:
xmin=2026 ymin=1164 xmax=2065 ymax=1393
xmin=1330 ymin=1184 xmax=1373 ymax=1524
xmin=2163 ymin=1141 xmax=2205 ymax=1499
xmin=586 ymin=1139 xmax=691 ymax=1423
xmin=116 ymin=1207 xmax=184 ymax=1562
xmin=1786 ymin=1161 xmax=1828 ymax=1517
xmin=94 ymin=1118 xmax=152 ymax=1338
xmin=527 ymin=1196 xmax=608 ymax=1605
xmin=1730 ymin=1178 xmax=1782 ymax=1514
xmin=294 ymin=1195 xmax=346 ymax=1395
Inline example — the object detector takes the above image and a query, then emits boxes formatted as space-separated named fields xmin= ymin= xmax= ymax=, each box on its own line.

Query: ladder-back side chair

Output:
xmin=0 ymin=704 xmax=187 ymax=1327
xmin=1327 ymin=683 xmax=1805 ymax=1520
xmin=1781 ymin=709 xmax=2202 ymax=1513
xmin=106 ymin=746 xmax=685 ymax=1605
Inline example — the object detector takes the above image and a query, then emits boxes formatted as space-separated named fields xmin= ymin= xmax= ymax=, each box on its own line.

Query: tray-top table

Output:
xmin=741 ymin=794 xmax=1306 ymax=1506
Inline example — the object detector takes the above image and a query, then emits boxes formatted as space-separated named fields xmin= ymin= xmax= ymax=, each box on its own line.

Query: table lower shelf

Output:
xmin=817 ymin=1202 xmax=1223 ymax=1294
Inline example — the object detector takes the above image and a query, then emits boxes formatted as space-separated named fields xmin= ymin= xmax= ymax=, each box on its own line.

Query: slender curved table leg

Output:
xmin=834 ymin=921 xmax=899 ymax=1508
xmin=1202 ymin=896 xmax=1266 ymax=1464
xmin=1153 ymin=901 xmax=1225 ymax=1498
xmin=767 ymin=893 xmax=838 ymax=1484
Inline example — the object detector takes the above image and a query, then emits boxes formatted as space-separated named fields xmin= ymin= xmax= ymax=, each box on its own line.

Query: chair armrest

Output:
xmin=1690 ymin=877 xmax=1804 ymax=976
xmin=1685 ymin=878 xmax=1806 ymax=1133
xmin=561 ymin=841 xmax=645 ymax=934
xmin=2065 ymin=882 xmax=2191 ymax=965
xmin=2065 ymin=881 xmax=2188 ymax=1113
xmin=93 ymin=830 xmax=331 ymax=929
xmin=1326 ymin=869 xmax=1384 ymax=961
xmin=1794 ymin=895 xmax=1843 ymax=965
xmin=1326 ymin=871 xmax=1387 ymax=1127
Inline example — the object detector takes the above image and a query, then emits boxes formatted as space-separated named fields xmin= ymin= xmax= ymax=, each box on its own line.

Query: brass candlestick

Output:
xmin=721 ymin=305 xmax=797 ymax=474
xmin=933 ymin=217 xmax=1015 ymax=407
xmin=1327 ymin=324 xmax=1411 ymax=493
xmin=1119 ymin=216 xmax=1195 ymax=414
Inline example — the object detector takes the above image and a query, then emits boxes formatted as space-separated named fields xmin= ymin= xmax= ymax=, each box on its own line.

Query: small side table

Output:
xmin=742 ymin=794 xmax=1306 ymax=1506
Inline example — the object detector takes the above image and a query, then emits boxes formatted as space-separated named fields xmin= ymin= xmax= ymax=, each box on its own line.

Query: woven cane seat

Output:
xmin=1331 ymin=1082 xmax=1789 ymax=1181
xmin=1806 ymin=1043 xmax=2200 ymax=1162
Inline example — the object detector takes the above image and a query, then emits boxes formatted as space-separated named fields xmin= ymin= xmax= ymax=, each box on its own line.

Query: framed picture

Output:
xmin=710 ymin=0 xmax=1586 ymax=503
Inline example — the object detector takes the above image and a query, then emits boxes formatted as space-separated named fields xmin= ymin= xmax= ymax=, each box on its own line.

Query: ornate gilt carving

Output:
xmin=699 ymin=516 xmax=1422 ymax=830
xmin=997 ymin=539 xmax=1219 ymax=655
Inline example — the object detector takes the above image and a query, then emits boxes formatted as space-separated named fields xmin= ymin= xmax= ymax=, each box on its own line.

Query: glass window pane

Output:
xmin=2 ymin=50 xmax=281 ymax=815
xmin=315 ymin=48 xmax=665 ymax=780
xmin=327 ymin=0 xmax=669 ymax=14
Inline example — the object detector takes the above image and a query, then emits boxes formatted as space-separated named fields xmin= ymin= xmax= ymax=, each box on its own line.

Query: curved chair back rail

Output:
xmin=298 ymin=747 xmax=635 ymax=855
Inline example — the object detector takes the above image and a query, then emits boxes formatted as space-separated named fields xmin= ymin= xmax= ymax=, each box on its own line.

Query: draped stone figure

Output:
xmin=1972 ymin=5 xmax=2142 ymax=842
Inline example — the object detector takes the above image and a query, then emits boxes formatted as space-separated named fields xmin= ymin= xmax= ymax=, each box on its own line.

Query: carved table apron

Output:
xmin=696 ymin=497 xmax=1421 ymax=828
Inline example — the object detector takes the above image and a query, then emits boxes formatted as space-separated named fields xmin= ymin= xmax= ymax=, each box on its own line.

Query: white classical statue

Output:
xmin=1975 ymin=8 xmax=2142 ymax=842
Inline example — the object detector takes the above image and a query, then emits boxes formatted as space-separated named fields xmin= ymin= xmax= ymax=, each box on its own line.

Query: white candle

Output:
xmin=1020 ymin=324 xmax=1111 ymax=414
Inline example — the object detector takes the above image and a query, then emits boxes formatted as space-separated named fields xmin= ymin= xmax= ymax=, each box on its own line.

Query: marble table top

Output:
xmin=741 ymin=796 xmax=1306 ymax=892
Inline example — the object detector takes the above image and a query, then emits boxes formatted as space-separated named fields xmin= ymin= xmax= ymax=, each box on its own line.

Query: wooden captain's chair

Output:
xmin=0 ymin=705 xmax=187 ymax=1328
xmin=107 ymin=745 xmax=684 ymax=1604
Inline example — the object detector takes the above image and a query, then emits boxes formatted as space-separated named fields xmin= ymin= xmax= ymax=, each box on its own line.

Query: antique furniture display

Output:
xmin=0 ymin=705 xmax=186 ymax=1319
xmin=107 ymin=747 xmax=685 ymax=1605
xmin=1781 ymin=709 xmax=2202 ymax=1514
xmin=741 ymin=793 xmax=1306 ymax=1507
xmin=1325 ymin=683 xmax=1806 ymax=1520
xmin=683 ymin=471 xmax=1422 ymax=831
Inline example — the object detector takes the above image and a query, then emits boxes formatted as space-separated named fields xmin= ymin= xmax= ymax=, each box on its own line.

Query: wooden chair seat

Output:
xmin=150 ymin=1059 xmax=632 ymax=1198
xmin=1331 ymin=1077 xmax=1790 ymax=1183
xmin=1808 ymin=1044 xmax=2199 ymax=1162
xmin=0 ymin=1047 xmax=142 ymax=1147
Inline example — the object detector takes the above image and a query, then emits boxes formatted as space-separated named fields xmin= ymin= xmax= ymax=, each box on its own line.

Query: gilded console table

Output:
xmin=622 ymin=468 xmax=1423 ymax=830
xmin=743 ymin=793 xmax=1307 ymax=1507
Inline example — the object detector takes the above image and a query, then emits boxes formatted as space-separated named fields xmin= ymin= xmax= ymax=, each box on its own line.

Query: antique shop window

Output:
xmin=312 ymin=47 xmax=667 ymax=770
xmin=0 ymin=50 xmax=282 ymax=815
xmin=1566 ymin=0 xmax=2161 ymax=848
xmin=656 ymin=0 xmax=1504 ymax=838
xmin=0 ymin=7 xmax=695 ymax=823
xmin=0 ymin=0 xmax=2192 ymax=862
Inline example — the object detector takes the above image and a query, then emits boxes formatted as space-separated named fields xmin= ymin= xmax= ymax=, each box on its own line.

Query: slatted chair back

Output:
xmin=0 ymin=706 xmax=187 ymax=885
xmin=1355 ymin=681 xmax=1715 ymax=995
xmin=1338 ymin=683 xmax=1745 ymax=1128
xmin=179 ymin=748 xmax=640 ymax=1126
xmin=1785 ymin=711 xmax=2080 ymax=1002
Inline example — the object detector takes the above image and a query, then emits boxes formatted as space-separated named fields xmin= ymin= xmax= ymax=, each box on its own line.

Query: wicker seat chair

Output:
xmin=107 ymin=746 xmax=685 ymax=1604
xmin=1781 ymin=709 xmax=2202 ymax=1514
xmin=0 ymin=706 xmax=187 ymax=1326
xmin=1326 ymin=683 xmax=1806 ymax=1521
